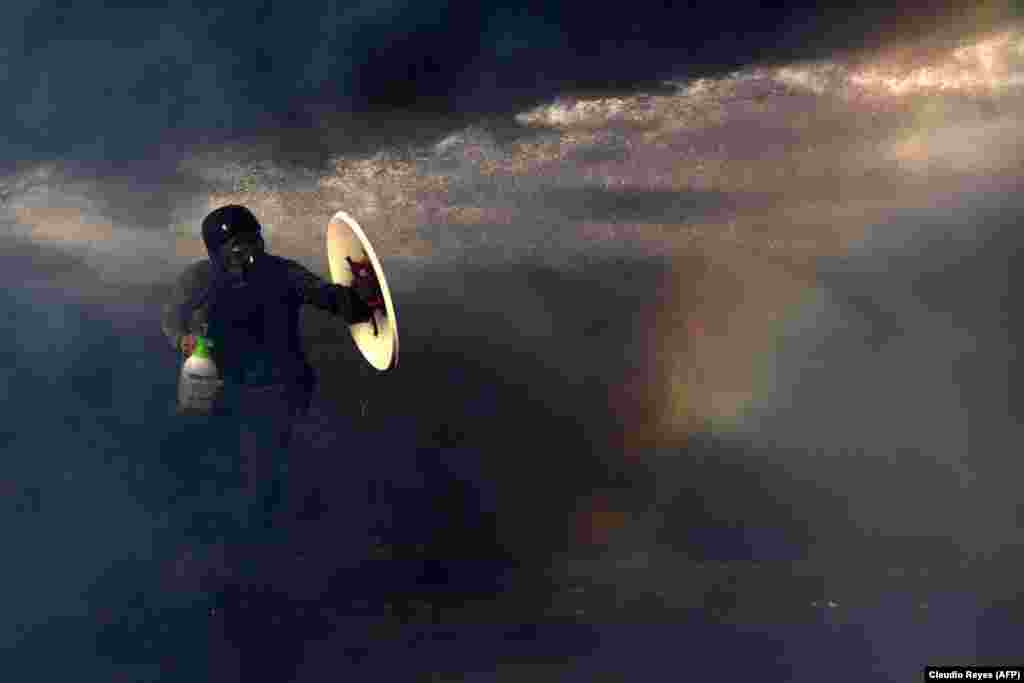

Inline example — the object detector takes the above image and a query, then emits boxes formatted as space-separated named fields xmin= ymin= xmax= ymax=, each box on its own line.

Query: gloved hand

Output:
xmin=322 ymin=284 xmax=369 ymax=323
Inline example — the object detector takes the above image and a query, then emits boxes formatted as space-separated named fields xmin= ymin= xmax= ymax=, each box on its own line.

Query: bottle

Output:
xmin=177 ymin=334 xmax=223 ymax=416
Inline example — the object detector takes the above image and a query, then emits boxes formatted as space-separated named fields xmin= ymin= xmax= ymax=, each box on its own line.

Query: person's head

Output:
xmin=201 ymin=205 xmax=266 ymax=277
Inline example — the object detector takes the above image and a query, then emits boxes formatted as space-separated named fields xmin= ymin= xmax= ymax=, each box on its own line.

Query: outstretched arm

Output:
xmin=284 ymin=259 xmax=372 ymax=324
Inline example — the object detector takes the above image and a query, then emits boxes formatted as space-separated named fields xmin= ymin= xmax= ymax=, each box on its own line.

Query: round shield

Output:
xmin=325 ymin=210 xmax=399 ymax=371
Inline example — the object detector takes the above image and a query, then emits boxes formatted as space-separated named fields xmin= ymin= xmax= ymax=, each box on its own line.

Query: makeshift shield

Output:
xmin=325 ymin=210 xmax=399 ymax=371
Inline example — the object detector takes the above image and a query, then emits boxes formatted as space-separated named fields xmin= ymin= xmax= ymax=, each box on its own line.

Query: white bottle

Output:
xmin=177 ymin=334 xmax=223 ymax=416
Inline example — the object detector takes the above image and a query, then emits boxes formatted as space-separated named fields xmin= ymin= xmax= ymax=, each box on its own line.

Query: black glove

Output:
xmin=327 ymin=284 xmax=374 ymax=324
xmin=347 ymin=286 xmax=375 ymax=324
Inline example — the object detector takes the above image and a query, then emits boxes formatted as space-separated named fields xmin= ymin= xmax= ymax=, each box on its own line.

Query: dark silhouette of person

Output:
xmin=161 ymin=204 xmax=378 ymax=539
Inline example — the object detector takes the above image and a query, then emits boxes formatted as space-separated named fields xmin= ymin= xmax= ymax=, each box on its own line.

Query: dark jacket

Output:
xmin=161 ymin=253 xmax=356 ymax=388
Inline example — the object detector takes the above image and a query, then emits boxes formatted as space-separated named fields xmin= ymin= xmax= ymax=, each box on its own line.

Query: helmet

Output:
xmin=201 ymin=205 xmax=263 ymax=256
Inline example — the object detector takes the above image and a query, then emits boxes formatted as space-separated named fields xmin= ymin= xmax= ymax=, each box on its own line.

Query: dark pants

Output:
xmin=222 ymin=381 xmax=311 ymax=529
xmin=173 ymin=379 xmax=312 ymax=546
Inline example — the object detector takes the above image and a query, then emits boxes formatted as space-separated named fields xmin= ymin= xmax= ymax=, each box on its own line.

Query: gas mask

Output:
xmin=222 ymin=234 xmax=265 ymax=279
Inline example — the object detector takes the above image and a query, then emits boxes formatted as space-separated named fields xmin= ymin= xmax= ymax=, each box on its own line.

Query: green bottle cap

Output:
xmin=192 ymin=335 xmax=215 ymax=359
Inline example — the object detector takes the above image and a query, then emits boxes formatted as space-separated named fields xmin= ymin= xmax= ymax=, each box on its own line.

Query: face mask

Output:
xmin=222 ymin=235 xmax=264 ymax=276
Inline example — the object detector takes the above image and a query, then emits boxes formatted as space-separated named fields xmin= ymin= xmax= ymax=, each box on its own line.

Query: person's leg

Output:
xmin=220 ymin=382 xmax=303 ymax=584
xmin=180 ymin=384 xmax=247 ymax=544
xmin=234 ymin=383 xmax=302 ymax=532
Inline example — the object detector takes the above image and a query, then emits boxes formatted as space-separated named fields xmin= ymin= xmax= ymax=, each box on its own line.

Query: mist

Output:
xmin=3 ymin=1 xmax=1024 ymax=680
xmin=2 ymin=1 xmax=1005 ymax=172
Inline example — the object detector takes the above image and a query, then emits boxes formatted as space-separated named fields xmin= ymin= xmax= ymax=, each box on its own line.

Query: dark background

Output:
xmin=2 ymin=1 xmax=1022 ymax=681
xmin=0 ymin=1 xmax=1000 ymax=174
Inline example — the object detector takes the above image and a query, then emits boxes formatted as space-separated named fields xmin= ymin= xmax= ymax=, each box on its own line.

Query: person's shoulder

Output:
xmin=270 ymin=254 xmax=314 ymax=275
xmin=178 ymin=259 xmax=213 ymax=285
xmin=270 ymin=255 xmax=327 ymax=290
xmin=184 ymin=259 xmax=213 ymax=275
